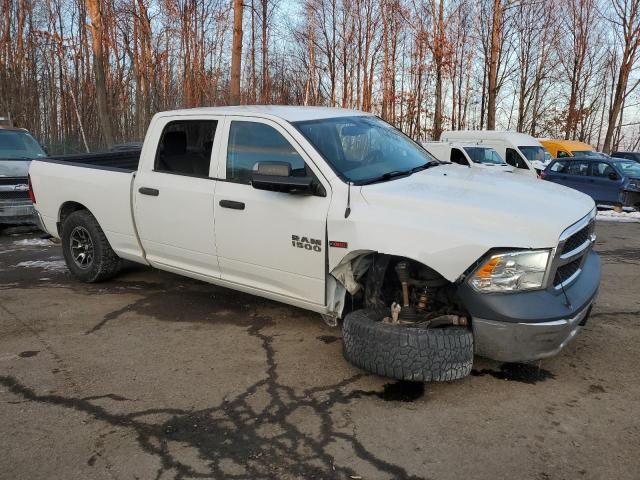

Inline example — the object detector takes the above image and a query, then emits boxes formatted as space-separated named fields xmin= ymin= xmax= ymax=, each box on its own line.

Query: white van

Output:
xmin=440 ymin=131 xmax=548 ymax=178
xmin=421 ymin=141 xmax=514 ymax=173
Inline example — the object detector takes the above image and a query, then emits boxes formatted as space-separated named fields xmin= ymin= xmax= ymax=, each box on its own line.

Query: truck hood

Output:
xmin=0 ymin=160 xmax=31 ymax=177
xmin=356 ymin=164 xmax=594 ymax=280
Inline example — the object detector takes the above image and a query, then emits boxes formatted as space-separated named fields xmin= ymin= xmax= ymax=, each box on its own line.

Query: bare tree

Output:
xmin=602 ymin=0 xmax=640 ymax=153
xmin=230 ymin=0 xmax=244 ymax=105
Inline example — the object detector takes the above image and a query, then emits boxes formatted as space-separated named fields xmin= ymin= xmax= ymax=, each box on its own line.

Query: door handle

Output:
xmin=219 ymin=200 xmax=245 ymax=210
xmin=139 ymin=187 xmax=159 ymax=196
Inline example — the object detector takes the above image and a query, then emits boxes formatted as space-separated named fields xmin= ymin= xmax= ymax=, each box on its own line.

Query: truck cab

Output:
xmin=440 ymin=130 xmax=547 ymax=177
xmin=421 ymin=141 xmax=513 ymax=173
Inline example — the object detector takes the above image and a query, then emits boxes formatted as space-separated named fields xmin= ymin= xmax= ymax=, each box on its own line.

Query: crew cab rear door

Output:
xmin=213 ymin=117 xmax=330 ymax=305
xmin=133 ymin=115 xmax=224 ymax=278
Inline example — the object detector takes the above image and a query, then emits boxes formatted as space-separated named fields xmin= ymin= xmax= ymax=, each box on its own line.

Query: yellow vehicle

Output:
xmin=539 ymin=139 xmax=597 ymax=158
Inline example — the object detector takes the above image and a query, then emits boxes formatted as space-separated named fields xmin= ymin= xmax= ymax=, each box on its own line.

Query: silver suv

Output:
xmin=0 ymin=127 xmax=47 ymax=227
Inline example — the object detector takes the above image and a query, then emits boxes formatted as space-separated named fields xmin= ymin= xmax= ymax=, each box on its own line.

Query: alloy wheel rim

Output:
xmin=69 ymin=226 xmax=94 ymax=269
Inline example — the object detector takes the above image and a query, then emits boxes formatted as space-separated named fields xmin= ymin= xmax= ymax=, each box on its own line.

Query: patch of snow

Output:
xmin=14 ymin=259 xmax=67 ymax=272
xmin=597 ymin=210 xmax=640 ymax=223
xmin=13 ymin=238 xmax=53 ymax=247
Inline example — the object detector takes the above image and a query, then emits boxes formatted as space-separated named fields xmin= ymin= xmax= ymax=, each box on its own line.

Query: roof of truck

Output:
xmin=441 ymin=130 xmax=540 ymax=146
xmin=159 ymin=105 xmax=372 ymax=123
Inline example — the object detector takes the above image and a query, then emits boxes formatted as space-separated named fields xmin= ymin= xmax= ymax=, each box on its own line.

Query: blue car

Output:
xmin=542 ymin=157 xmax=640 ymax=210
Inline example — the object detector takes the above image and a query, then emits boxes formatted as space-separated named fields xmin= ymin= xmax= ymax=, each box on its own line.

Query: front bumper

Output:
xmin=0 ymin=200 xmax=37 ymax=225
xmin=458 ymin=250 xmax=600 ymax=362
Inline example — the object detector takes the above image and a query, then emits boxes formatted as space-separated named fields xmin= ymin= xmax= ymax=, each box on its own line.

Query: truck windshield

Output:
xmin=0 ymin=130 xmax=47 ymax=160
xmin=293 ymin=116 xmax=438 ymax=184
xmin=463 ymin=147 xmax=505 ymax=165
xmin=518 ymin=146 xmax=546 ymax=162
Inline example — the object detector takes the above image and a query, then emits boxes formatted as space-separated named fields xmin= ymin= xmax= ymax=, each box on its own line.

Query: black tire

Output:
xmin=342 ymin=309 xmax=474 ymax=382
xmin=61 ymin=210 xmax=121 ymax=282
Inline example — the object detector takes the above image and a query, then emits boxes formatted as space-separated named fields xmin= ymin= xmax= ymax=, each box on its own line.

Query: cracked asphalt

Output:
xmin=0 ymin=221 xmax=639 ymax=480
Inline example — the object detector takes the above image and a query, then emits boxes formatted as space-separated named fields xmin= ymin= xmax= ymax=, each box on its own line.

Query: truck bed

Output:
xmin=46 ymin=149 xmax=141 ymax=172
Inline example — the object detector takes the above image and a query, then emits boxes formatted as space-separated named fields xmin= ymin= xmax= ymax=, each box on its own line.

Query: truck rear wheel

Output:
xmin=61 ymin=210 xmax=121 ymax=283
xmin=342 ymin=309 xmax=474 ymax=382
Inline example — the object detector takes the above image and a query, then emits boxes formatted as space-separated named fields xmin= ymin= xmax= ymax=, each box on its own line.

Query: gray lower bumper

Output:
xmin=472 ymin=301 xmax=593 ymax=362
xmin=458 ymin=251 xmax=600 ymax=362
xmin=0 ymin=200 xmax=37 ymax=225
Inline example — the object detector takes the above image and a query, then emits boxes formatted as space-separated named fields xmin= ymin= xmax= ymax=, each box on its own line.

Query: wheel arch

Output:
xmin=57 ymin=201 xmax=91 ymax=236
xmin=328 ymin=249 xmax=453 ymax=318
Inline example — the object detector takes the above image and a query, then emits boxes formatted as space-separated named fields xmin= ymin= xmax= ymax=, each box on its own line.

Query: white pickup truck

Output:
xmin=29 ymin=106 xmax=601 ymax=382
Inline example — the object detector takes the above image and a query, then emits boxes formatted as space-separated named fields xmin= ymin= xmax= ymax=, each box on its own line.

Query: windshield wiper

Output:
xmin=357 ymin=161 xmax=442 ymax=186
xmin=357 ymin=170 xmax=408 ymax=185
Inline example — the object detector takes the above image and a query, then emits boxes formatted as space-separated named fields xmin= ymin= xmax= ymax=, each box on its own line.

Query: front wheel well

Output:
xmin=330 ymin=252 xmax=465 ymax=318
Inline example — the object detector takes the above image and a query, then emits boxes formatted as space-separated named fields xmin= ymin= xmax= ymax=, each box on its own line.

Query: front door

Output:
xmin=134 ymin=117 xmax=222 ymax=278
xmin=213 ymin=118 xmax=330 ymax=305
xmin=589 ymin=161 xmax=623 ymax=204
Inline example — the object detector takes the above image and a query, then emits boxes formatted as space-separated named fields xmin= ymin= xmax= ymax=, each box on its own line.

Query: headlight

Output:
xmin=469 ymin=250 xmax=551 ymax=293
xmin=627 ymin=180 xmax=640 ymax=191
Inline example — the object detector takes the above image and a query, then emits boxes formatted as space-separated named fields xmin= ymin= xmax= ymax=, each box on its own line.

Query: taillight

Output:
xmin=28 ymin=173 xmax=36 ymax=203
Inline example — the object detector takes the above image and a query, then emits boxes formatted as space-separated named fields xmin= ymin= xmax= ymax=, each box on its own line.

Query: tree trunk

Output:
xmin=487 ymin=0 xmax=501 ymax=130
xmin=230 ymin=0 xmax=243 ymax=105
xmin=85 ymin=0 xmax=114 ymax=148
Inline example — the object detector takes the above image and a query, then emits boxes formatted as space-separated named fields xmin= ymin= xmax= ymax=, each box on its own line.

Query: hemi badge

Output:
xmin=329 ymin=241 xmax=348 ymax=248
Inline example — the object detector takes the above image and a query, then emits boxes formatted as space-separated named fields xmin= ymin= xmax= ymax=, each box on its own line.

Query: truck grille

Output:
xmin=553 ymin=258 xmax=582 ymax=286
xmin=0 ymin=190 xmax=30 ymax=200
xmin=561 ymin=223 xmax=593 ymax=255
xmin=550 ymin=213 xmax=596 ymax=289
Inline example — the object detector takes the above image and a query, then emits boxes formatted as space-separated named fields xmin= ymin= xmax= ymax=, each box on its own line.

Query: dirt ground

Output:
xmin=0 ymin=221 xmax=638 ymax=480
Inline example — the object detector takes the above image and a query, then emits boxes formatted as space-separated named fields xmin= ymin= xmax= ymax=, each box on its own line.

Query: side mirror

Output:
xmin=251 ymin=161 xmax=325 ymax=196
xmin=608 ymin=171 xmax=619 ymax=181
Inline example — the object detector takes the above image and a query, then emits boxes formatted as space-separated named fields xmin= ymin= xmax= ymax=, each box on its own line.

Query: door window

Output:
xmin=155 ymin=120 xmax=217 ymax=177
xmin=590 ymin=162 xmax=617 ymax=179
xmin=557 ymin=150 xmax=570 ymax=158
xmin=450 ymin=148 xmax=469 ymax=166
xmin=550 ymin=160 xmax=568 ymax=172
xmin=226 ymin=121 xmax=308 ymax=184
xmin=566 ymin=161 xmax=589 ymax=176
xmin=505 ymin=148 xmax=528 ymax=169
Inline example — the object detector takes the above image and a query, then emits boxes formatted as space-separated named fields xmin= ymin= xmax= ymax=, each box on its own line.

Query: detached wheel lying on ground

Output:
xmin=61 ymin=210 xmax=121 ymax=283
xmin=342 ymin=309 xmax=474 ymax=382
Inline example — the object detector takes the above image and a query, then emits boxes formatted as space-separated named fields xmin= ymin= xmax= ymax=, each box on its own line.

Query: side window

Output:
xmin=590 ymin=162 xmax=616 ymax=178
xmin=155 ymin=120 xmax=217 ymax=177
xmin=450 ymin=148 xmax=469 ymax=166
xmin=550 ymin=160 xmax=568 ymax=172
xmin=505 ymin=148 xmax=527 ymax=169
xmin=226 ymin=121 xmax=308 ymax=185
xmin=557 ymin=150 xmax=570 ymax=158
xmin=566 ymin=161 xmax=589 ymax=176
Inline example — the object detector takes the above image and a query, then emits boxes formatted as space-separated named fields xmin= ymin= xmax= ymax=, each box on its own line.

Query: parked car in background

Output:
xmin=0 ymin=126 xmax=47 ymax=228
xmin=539 ymin=139 xmax=597 ymax=159
xmin=542 ymin=157 xmax=640 ymax=210
xmin=421 ymin=141 xmax=513 ymax=173
xmin=612 ymin=151 xmax=640 ymax=163
xmin=440 ymin=131 xmax=545 ymax=177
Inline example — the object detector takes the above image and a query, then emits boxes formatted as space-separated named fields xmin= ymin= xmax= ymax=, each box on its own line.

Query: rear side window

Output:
xmin=226 ymin=121 xmax=307 ymax=184
xmin=566 ymin=161 xmax=589 ymax=176
xmin=557 ymin=150 xmax=570 ymax=158
xmin=155 ymin=120 xmax=217 ymax=177
xmin=450 ymin=148 xmax=468 ymax=166
xmin=550 ymin=160 xmax=568 ymax=172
